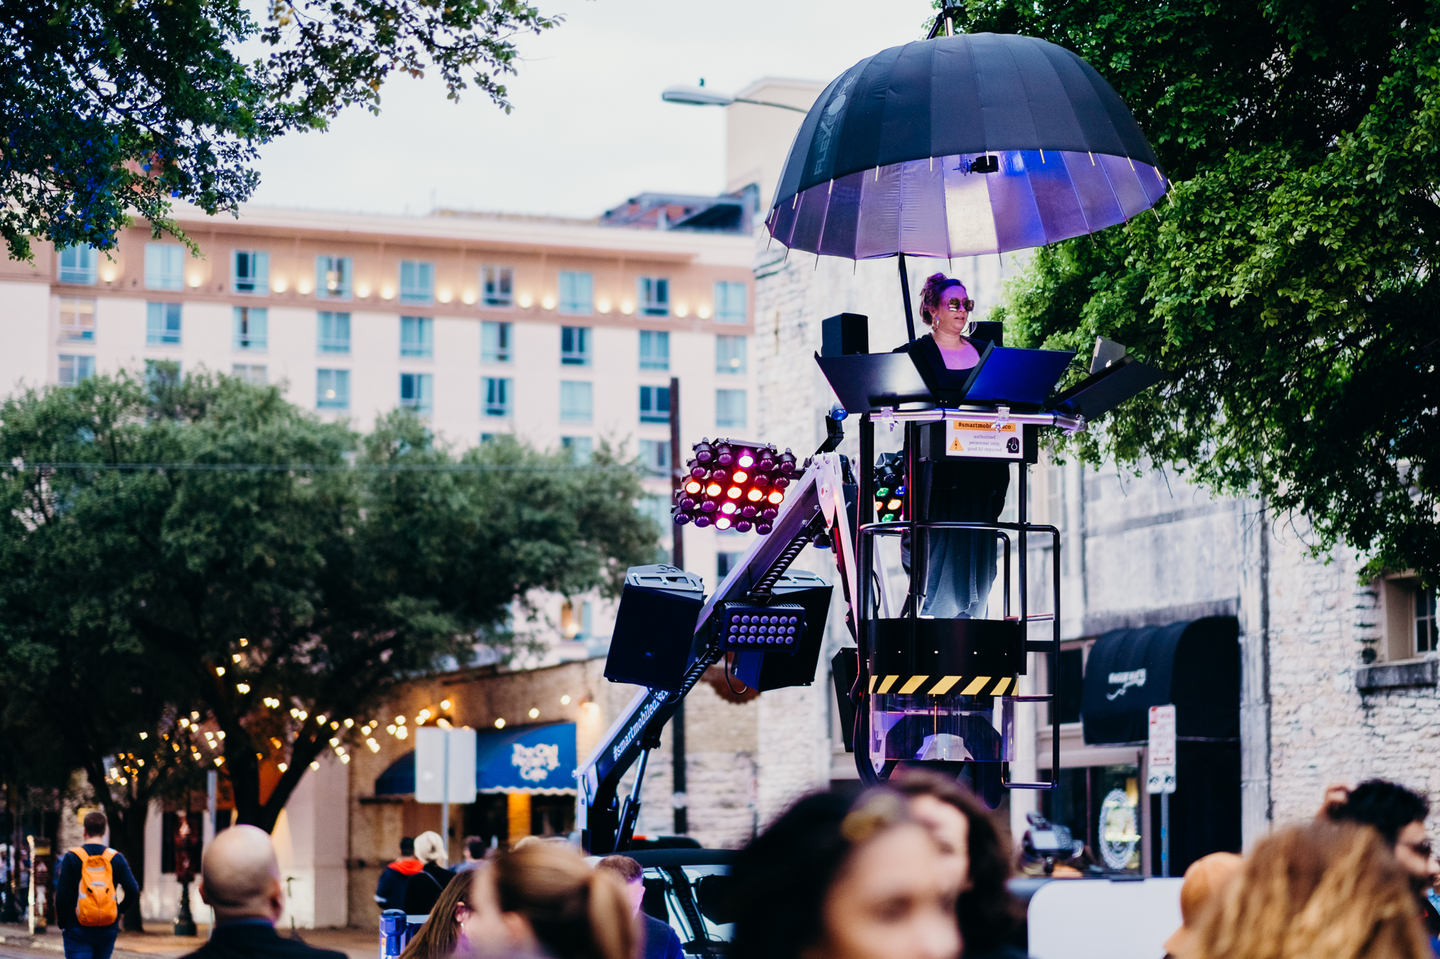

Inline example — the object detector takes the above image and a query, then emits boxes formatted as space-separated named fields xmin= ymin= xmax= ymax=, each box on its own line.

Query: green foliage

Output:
xmin=0 ymin=370 xmax=654 ymax=830
xmin=0 ymin=0 xmax=557 ymax=259
xmin=944 ymin=0 xmax=1440 ymax=580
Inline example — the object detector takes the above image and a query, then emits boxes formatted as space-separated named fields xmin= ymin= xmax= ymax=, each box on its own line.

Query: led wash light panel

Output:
xmin=719 ymin=603 xmax=806 ymax=652
xmin=673 ymin=438 xmax=799 ymax=534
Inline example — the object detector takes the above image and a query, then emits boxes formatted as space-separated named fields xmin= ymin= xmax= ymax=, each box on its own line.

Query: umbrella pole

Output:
xmin=898 ymin=253 xmax=917 ymax=342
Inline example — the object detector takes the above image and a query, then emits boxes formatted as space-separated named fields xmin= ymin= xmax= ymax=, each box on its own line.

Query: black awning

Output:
xmin=1080 ymin=616 xmax=1240 ymax=746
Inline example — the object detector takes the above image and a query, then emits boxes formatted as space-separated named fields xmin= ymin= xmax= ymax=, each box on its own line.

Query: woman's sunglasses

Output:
xmin=945 ymin=297 xmax=975 ymax=312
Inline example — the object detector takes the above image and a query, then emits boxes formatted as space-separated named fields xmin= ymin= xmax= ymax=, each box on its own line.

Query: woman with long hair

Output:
xmin=890 ymin=771 xmax=1025 ymax=959
xmin=1184 ymin=820 xmax=1429 ymax=959
xmin=458 ymin=842 xmax=636 ymax=959
xmin=398 ymin=869 xmax=474 ymax=959
xmin=727 ymin=789 xmax=960 ymax=959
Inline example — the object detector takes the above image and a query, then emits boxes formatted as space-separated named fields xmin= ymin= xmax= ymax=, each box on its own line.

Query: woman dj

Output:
xmin=896 ymin=273 xmax=1009 ymax=619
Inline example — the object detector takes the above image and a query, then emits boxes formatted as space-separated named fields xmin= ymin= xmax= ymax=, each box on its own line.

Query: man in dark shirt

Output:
xmin=183 ymin=824 xmax=347 ymax=959
xmin=374 ymin=837 xmax=422 ymax=913
xmin=56 ymin=811 xmax=140 ymax=959
xmin=596 ymin=855 xmax=684 ymax=959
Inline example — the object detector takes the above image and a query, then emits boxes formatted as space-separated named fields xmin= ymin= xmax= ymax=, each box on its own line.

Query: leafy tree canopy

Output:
xmin=0 ymin=369 xmax=656 ymax=833
xmin=0 ymin=0 xmax=556 ymax=260
xmin=948 ymin=0 xmax=1440 ymax=579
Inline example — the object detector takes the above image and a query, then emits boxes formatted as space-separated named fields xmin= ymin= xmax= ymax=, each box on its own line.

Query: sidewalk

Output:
xmin=0 ymin=924 xmax=375 ymax=959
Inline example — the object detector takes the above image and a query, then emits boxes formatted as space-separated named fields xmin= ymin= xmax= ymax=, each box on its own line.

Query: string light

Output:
xmin=528 ymin=708 xmax=539 ymax=719
xmin=560 ymin=695 xmax=571 ymax=705
xmin=494 ymin=718 xmax=506 ymax=729
xmin=216 ymin=667 xmax=225 ymax=676
xmin=441 ymin=700 xmax=452 ymax=710
xmin=278 ymin=763 xmax=288 ymax=772
xmin=236 ymin=683 xmax=250 ymax=694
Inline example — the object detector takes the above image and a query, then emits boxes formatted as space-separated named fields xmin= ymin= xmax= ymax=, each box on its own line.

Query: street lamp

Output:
xmin=662 ymin=84 xmax=809 ymax=113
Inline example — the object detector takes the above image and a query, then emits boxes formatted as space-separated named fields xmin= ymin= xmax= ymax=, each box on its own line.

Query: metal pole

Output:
xmin=669 ymin=376 xmax=684 ymax=570
xmin=898 ymin=254 xmax=917 ymax=343
xmin=206 ymin=770 xmax=218 ymax=836
xmin=441 ymin=732 xmax=450 ymax=860
xmin=1161 ymin=791 xmax=1170 ymax=878
xmin=668 ymin=375 xmax=687 ymax=836
xmin=672 ymin=703 xmax=688 ymax=834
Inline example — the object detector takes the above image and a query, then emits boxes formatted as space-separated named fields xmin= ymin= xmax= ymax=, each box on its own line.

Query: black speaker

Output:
xmin=822 ymin=313 xmax=869 ymax=357
xmin=604 ymin=565 xmax=704 ymax=692
xmin=733 ymin=569 xmax=833 ymax=691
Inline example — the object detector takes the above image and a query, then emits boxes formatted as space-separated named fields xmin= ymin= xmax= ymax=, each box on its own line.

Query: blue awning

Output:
xmin=374 ymin=723 xmax=578 ymax=797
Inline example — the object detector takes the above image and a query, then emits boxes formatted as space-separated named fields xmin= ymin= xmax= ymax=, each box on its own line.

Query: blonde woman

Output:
xmin=403 ymin=831 xmax=456 ymax=920
xmin=1184 ymin=821 xmax=1429 ymax=959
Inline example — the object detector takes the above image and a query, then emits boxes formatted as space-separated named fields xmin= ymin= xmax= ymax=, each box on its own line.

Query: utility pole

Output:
xmin=668 ymin=375 xmax=688 ymax=835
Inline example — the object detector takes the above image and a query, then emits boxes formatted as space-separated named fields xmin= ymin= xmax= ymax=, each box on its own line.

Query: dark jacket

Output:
xmin=375 ymin=858 xmax=424 ymax=912
xmin=401 ymin=862 xmax=454 ymax=917
xmin=180 ymin=919 xmax=350 ymax=959
xmin=55 ymin=843 xmax=140 ymax=930
xmin=641 ymin=913 xmax=684 ymax=959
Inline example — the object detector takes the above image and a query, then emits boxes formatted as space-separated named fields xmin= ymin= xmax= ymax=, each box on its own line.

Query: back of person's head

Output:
xmin=1163 ymin=852 xmax=1244 ymax=956
xmin=400 ymin=836 xmax=416 ymax=857
xmin=1188 ymin=821 xmax=1429 ymax=959
xmin=595 ymin=856 xmax=642 ymax=885
xmin=82 ymin=811 xmax=107 ymax=839
xmin=414 ymin=831 xmax=447 ymax=866
xmin=198 ymin=825 xmax=283 ymax=923
xmin=890 ymin=769 xmax=1023 ymax=952
xmin=1326 ymin=779 xmax=1430 ymax=845
xmin=399 ymin=862 xmax=475 ymax=959
xmin=465 ymin=836 xmax=486 ymax=860
xmin=492 ymin=842 xmax=635 ymax=959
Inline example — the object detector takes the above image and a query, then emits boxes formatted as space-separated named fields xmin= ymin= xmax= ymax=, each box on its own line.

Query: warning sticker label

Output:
xmin=945 ymin=419 xmax=1024 ymax=460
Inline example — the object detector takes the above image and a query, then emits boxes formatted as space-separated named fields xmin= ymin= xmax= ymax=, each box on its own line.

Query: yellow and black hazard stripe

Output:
xmin=867 ymin=674 xmax=1016 ymax=697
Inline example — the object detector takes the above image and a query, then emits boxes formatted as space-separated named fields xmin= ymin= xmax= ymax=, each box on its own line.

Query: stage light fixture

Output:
xmin=671 ymin=438 xmax=801 ymax=535
xmin=873 ymin=452 xmax=907 ymax=523
xmin=719 ymin=604 xmax=806 ymax=652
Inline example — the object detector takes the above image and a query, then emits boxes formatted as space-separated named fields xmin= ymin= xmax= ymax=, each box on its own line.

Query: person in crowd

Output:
xmin=1185 ymin=820 xmax=1429 ymax=959
xmin=55 ymin=811 xmax=140 ymax=959
xmin=457 ymin=842 xmax=635 ymax=959
xmin=404 ymin=831 xmax=455 ymax=919
xmin=595 ymin=855 xmax=683 ymax=959
xmin=456 ymin=837 xmax=486 ymax=874
xmin=891 ymin=771 xmax=1025 ymax=959
xmin=894 ymin=273 xmax=1009 ymax=621
xmin=1160 ymin=852 xmax=1243 ymax=958
xmin=1324 ymin=779 xmax=1440 ymax=953
xmin=727 ymin=789 xmax=961 ymax=959
xmin=398 ymin=869 xmax=480 ymax=959
xmin=184 ymin=825 xmax=348 ymax=959
xmin=376 ymin=837 xmax=423 ymax=912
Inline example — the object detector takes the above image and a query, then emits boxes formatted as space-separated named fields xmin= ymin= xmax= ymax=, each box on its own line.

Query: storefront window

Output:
xmin=1042 ymin=764 xmax=1143 ymax=875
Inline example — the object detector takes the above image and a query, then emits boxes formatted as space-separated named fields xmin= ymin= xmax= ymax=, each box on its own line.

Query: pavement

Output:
xmin=0 ymin=924 xmax=376 ymax=959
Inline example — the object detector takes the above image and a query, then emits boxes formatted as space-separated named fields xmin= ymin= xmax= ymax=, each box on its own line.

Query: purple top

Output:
xmin=936 ymin=339 xmax=981 ymax=370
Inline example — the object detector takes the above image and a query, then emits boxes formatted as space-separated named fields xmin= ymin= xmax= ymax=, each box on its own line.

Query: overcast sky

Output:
xmin=248 ymin=0 xmax=936 ymax=218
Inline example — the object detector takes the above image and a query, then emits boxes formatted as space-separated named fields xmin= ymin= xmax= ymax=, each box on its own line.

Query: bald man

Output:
xmin=181 ymin=826 xmax=347 ymax=959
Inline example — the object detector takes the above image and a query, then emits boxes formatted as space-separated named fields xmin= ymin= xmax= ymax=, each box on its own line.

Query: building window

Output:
xmin=316 ymin=256 xmax=352 ymax=299
xmin=640 ymin=331 xmax=669 ymax=371
xmin=146 ymin=302 xmax=182 ymax=346
xmin=401 ymin=316 xmax=433 ymax=358
xmin=562 ymin=436 xmax=594 ymax=464
xmin=399 ymin=260 xmax=435 ymax=305
xmin=640 ymin=385 xmax=670 ymax=424
xmin=560 ymin=599 xmax=592 ymax=640
xmin=145 ymin=360 xmax=182 ymax=391
xmin=57 ymin=354 xmax=95 ymax=386
xmin=233 ymin=250 xmax=269 ymax=295
xmin=639 ymin=439 xmax=670 ymax=477
xmin=716 ymin=551 xmax=740 ymax=580
xmin=233 ymin=307 xmax=268 ymax=351
xmin=317 ymin=369 xmax=349 ymax=409
xmin=318 ymin=311 xmax=351 ymax=354
xmin=714 ymin=280 xmax=747 ymax=324
xmin=59 ymin=298 xmax=95 ymax=341
xmin=638 ymin=277 xmax=669 ymax=317
xmin=558 ymin=272 xmax=593 ymax=315
xmin=483 ymin=265 xmax=514 ymax=307
xmin=483 ymin=377 xmax=512 ymax=418
xmin=400 ymin=373 xmax=433 ymax=414
xmin=1418 ymin=586 xmax=1438 ymax=655
xmin=232 ymin=364 xmax=268 ymax=385
xmin=716 ymin=334 xmax=746 ymax=374
xmin=716 ymin=388 xmax=746 ymax=428
xmin=560 ymin=381 xmax=592 ymax=423
xmin=482 ymin=321 xmax=512 ymax=363
xmin=145 ymin=244 xmax=186 ymax=291
xmin=561 ymin=326 xmax=591 ymax=366
xmin=57 ymin=245 xmax=98 ymax=285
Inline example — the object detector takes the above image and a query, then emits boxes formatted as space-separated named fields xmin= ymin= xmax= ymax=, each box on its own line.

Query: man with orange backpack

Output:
xmin=56 ymin=811 xmax=140 ymax=959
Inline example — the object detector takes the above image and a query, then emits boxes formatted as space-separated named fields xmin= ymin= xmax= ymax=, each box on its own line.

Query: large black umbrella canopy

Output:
xmin=767 ymin=33 xmax=1168 ymax=259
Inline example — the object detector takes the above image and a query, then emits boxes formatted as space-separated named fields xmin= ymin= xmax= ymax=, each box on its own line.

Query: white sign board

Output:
xmin=414 ymin=726 xmax=478 ymax=804
xmin=944 ymin=418 xmax=1025 ymax=459
xmin=1028 ymin=878 xmax=1183 ymax=959
xmin=1147 ymin=704 xmax=1176 ymax=794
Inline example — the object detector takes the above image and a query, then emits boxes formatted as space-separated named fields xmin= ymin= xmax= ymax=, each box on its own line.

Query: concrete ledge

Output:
xmin=1356 ymin=659 xmax=1438 ymax=692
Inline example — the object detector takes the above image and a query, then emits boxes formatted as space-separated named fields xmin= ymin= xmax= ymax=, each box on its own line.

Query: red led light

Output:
xmin=685 ymin=480 xmax=702 ymax=495
xmin=732 ymin=470 xmax=749 ymax=484
xmin=747 ymin=488 xmax=764 ymax=502
xmin=726 ymin=487 xmax=742 ymax=499
xmin=767 ymin=491 xmax=784 ymax=504
xmin=706 ymin=483 xmax=722 ymax=497
xmin=673 ymin=438 xmax=798 ymax=537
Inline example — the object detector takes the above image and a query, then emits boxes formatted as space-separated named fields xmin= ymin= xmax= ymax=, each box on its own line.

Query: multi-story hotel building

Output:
xmin=0 ymin=196 xmax=759 ymax=645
